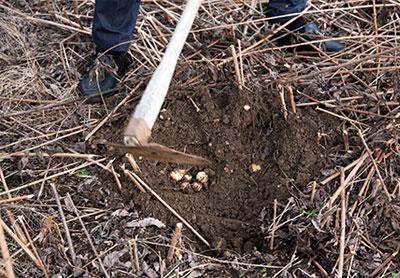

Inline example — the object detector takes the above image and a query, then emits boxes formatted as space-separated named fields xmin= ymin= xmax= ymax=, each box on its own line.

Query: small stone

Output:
xmin=15 ymin=0 xmax=27 ymax=7
xmin=170 ymin=169 xmax=186 ymax=181
xmin=222 ymin=115 xmax=230 ymax=124
xmin=183 ymin=174 xmax=192 ymax=181
xmin=196 ymin=171 xmax=209 ymax=184
xmin=250 ymin=163 xmax=261 ymax=173
xmin=243 ymin=105 xmax=251 ymax=111
xmin=192 ymin=182 xmax=203 ymax=192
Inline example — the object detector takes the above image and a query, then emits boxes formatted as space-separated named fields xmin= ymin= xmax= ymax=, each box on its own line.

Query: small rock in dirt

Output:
xmin=15 ymin=0 xmax=27 ymax=8
xmin=224 ymin=166 xmax=234 ymax=173
xmin=183 ymin=174 xmax=192 ymax=181
xmin=250 ymin=163 xmax=262 ymax=173
xmin=170 ymin=169 xmax=186 ymax=182
xmin=243 ymin=104 xmax=251 ymax=111
xmin=222 ymin=115 xmax=230 ymax=124
xmin=196 ymin=171 xmax=209 ymax=184
xmin=192 ymin=182 xmax=203 ymax=192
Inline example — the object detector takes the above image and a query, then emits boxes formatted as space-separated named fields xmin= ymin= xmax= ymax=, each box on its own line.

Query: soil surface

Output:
xmin=92 ymin=70 xmax=340 ymax=253
xmin=2 ymin=1 xmax=399 ymax=276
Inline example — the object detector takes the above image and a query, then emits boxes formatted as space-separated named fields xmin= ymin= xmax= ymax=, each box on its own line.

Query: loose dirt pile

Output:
xmin=105 ymin=78 xmax=340 ymax=252
xmin=1 ymin=1 xmax=400 ymax=277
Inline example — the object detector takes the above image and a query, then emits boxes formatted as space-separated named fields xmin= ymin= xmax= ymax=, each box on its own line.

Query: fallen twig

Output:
xmin=369 ymin=244 xmax=400 ymax=277
xmin=84 ymin=81 xmax=143 ymax=141
xmin=358 ymin=129 xmax=392 ymax=201
xmin=337 ymin=168 xmax=346 ymax=278
xmin=0 ymin=217 xmax=43 ymax=270
xmin=321 ymin=153 xmax=369 ymax=185
xmin=127 ymin=172 xmax=210 ymax=247
xmin=230 ymin=45 xmax=242 ymax=90
xmin=1 ymin=152 xmax=98 ymax=160
xmin=270 ymin=199 xmax=278 ymax=250
xmin=328 ymin=152 xmax=368 ymax=208
xmin=19 ymin=216 xmax=49 ymax=277
xmin=123 ymin=169 xmax=146 ymax=193
xmin=129 ymin=238 xmax=140 ymax=273
xmin=0 ymin=215 xmax=16 ymax=278
xmin=0 ymin=168 xmax=28 ymax=244
xmin=50 ymin=182 xmax=77 ymax=266
xmin=66 ymin=194 xmax=110 ymax=278
xmin=0 ymin=158 xmax=106 ymax=197
xmin=167 ymin=223 xmax=183 ymax=262
xmin=0 ymin=194 xmax=34 ymax=205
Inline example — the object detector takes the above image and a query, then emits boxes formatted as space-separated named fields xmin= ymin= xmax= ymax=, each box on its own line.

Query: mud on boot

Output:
xmin=79 ymin=53 xmax=128 ymax=102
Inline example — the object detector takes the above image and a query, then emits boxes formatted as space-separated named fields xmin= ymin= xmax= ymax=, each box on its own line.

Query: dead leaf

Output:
xmin=126 ymin=218 xmax=165 ymax=229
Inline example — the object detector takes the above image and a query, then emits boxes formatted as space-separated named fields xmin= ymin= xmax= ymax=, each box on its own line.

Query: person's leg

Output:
xmin=80 ymin=0 xmax=141 ymax=101
xmin=266 ymin=0 xmax=307 ymax=24
xmin=265 ymin=0 xmax=343 ymax=52
xmin=93 ymin=0 xmax=141 ymax=53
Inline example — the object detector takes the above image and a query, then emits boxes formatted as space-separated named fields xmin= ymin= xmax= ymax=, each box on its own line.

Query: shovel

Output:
xmin=113 ymin=0 xmax=208 ymax=165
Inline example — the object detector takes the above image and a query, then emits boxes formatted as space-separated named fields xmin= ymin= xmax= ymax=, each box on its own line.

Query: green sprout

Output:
xmin=302 ymin=209 xmax=319 ymax=218
xmin=75 ymin=168 xmax=90 ymax=178
xmin=259 ymin=267 xmax=268 ymax=277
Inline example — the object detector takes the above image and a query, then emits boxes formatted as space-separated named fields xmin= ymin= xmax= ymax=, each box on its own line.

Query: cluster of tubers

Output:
xmin=170 ymin=169 xmax=209 ymax=192
xmin=250 ymin=163 xmax=261 ymax=173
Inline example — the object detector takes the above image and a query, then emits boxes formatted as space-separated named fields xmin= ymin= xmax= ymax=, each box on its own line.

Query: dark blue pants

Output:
xmin=93 ymin=0 xmax=141 ymax=52
xmin=92 ymin=0 xmax=307 ymax=53
xmin=267 ymin=0 xmax=307 ymax=23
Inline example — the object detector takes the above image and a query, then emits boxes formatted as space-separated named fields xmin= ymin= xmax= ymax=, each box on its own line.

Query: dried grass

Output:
xmin=0 ymin=0 xmax=399 ymax=277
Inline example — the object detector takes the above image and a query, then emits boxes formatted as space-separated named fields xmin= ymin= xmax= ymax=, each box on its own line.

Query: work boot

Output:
xmin=301 ymin=22 xmax=344 ymax=52
xmin=271 ymin=18 xmax=344 ymax=52
xmin=79 ymin=53 xmax=127 ymax=102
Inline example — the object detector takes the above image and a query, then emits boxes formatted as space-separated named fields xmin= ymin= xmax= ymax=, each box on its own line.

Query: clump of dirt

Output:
xmin=103 ymin=78 xmax=340 ymax=252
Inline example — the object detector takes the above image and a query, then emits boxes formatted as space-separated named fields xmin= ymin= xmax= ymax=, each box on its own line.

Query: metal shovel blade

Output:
xmin=109 ymin=143 xmax=210 ymax=165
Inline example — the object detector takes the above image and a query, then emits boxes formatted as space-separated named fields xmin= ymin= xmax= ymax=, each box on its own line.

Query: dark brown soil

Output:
xmin=96 ymin=74 xmax=340 ymax=253
xmin=2 ymin=1 xmax=399 ymax=276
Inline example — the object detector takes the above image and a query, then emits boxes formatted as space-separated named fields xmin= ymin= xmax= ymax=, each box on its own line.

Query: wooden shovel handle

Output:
xmin=124 ymin=0 xmax=203 ymax=145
